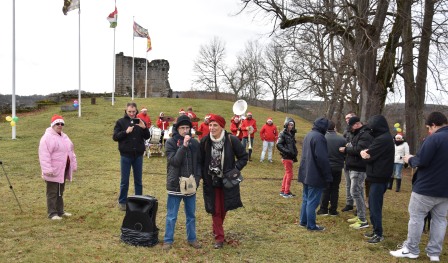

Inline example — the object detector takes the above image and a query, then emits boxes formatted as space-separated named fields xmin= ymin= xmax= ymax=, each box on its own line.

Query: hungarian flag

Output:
xmin=107 ymin=7 xmax=118 ymax=28
xmin=133 ymin=21 xmax=148 ymax=38
xmin=62 ymin=0 xmax=80 ymax=15
xmin=147 ymin=36 xmax=152 ymax=52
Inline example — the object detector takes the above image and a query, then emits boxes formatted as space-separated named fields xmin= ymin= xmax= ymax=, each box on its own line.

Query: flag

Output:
xmin=62 ymin=0 xmax=80 ymax=15
xmin=133 ymin=21 xmax=148 ymax=38
xmin=147 ymin=36 xmax=152 ymax=52
xmin=107 ymin=7 xmax=118 ymax=28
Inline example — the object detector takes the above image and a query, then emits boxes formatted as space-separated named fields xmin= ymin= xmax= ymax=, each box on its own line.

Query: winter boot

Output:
xmin=396 ymin=179 xmax=402 ymax=192
xmin=387 ymin=178 xmax=394 ymax=190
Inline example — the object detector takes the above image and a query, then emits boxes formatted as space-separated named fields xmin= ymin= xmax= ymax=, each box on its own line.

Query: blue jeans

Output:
xmin=242 ymin=137 xmax=254 ymax=158
xmin=164 ymin=194 xmax=197 ymax=244
xmin=393 ymin=163 xmax=404 ymax=179
xmin=368 ymin=182 xmax=387 ymax=237
xmin=404 ymin=192 xmax=448 ymax=256
xmin=119 ymin=155 xmax=143 ymax=204
xmin=300 ymin=184 xmax=324 ymax=229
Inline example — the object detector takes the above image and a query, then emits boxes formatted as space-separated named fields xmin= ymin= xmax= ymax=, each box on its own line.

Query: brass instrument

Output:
xmin=233 ymin=100 xmax=247 ymax=137
xmin=247 ymin=126 xmax=254 ymax=150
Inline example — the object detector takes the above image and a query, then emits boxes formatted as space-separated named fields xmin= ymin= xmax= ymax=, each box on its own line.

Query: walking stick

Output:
xmin=0 ymin=161 xmax=23 ymax=212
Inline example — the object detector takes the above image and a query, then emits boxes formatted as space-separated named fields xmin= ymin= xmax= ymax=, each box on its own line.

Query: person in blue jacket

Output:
xmin=390 ymin=112 xmax=448 ymax=262
xmin=298 ymin=117 xmax=332 ymax=231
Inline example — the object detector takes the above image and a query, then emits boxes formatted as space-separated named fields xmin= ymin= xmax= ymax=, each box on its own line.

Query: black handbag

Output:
xmin=222 ymin=168 xmax=243 ymax=188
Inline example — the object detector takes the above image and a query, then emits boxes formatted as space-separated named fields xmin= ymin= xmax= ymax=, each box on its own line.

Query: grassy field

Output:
xmin=0 ymin=97 xmax=445 ymax=262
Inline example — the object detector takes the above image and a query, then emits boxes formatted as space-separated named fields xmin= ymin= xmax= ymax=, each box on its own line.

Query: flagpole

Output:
xmin=78 ymin=6 xmax=82 ymax=117
xmin=12 ymin=0 xmax=16 ymax=139
xmin=112 ymin=26 xmax=116 ymax=106
xmin=145 ymin=52 xmax=148 ymax=98
xmin=132 ymin=17 xmax=135 ymax=101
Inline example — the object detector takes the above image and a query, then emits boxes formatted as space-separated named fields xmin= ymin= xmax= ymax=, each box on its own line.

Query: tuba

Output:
xmin=233 ymin=100 xmax=247 ymax=137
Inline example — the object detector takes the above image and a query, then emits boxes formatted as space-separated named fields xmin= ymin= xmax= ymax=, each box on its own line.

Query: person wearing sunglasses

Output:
xmin=38 ymin=114 xmax=77 ymax=220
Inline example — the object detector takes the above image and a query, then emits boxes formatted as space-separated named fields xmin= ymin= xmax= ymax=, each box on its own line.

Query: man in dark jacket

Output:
xmin=162 ymin=115 xmax=202 ymax=251
xmin=341 ymin=116 xmax=373 ymax=229
xmin=342 ymin=112 xmax=357 ymax=212
xmin=113 ymin=102 xmax=150 ymax=211
xmin=360 ymin=115 xmax=394 ymax=243
xmin=276 ymin=117 xmax=299 ymax=198
xmin=298 ymin=117 xmax=332 ymax=231
xmin=317 ymin=120 xmax=346 ymax=216
xmin=390 ymin=112 xmax=448 ymax=261
xmin=200 ymin=114 xmax=248 ymax=249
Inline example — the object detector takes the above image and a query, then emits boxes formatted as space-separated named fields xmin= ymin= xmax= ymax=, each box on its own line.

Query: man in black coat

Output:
xmin=360 ymin=114 xmax=394 ymax=243
xmin=113 ymin=102 xmax=150 ymax=211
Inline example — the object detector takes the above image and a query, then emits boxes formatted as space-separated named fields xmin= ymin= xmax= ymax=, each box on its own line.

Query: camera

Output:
xmin=209 ymin=167 xmax=222 ymax=178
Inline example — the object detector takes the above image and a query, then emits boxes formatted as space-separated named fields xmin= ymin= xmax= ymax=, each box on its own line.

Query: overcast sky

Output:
xmin=0 ymin=0 xmax=271 ymax=96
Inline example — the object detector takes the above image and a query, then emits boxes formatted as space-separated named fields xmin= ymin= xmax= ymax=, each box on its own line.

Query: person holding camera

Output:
xmin=113 ymin=102 xmax=150 ymax=211
xmin=276 ymin=117 xmax=299 ymax=198
xmin=162 ymin=115 xmax=202 ymax=251
xmin=200 ymin=114 xmax=248 ymax=249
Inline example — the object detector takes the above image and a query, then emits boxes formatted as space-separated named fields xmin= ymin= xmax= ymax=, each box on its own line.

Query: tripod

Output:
xmin=0 ymin=160 xmax=23 ymax=212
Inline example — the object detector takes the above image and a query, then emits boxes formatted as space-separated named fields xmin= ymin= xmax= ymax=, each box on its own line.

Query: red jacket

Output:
xmin=137 ymin=113 xmax=151 ymax=127
xmin=241 ymin=118 xmax=257 ymax=138
xmin=157 ymin=118 xmax=169 ymax=130
xmin=187 ymin=111 xmax=198 ymax=130
xmin=260 ymin=123 xmax=278 ymax=142
xmin=197 ymin=122 xmax=210 ymax=140
xmin=230 ymin=120 xmax=243 ymax=140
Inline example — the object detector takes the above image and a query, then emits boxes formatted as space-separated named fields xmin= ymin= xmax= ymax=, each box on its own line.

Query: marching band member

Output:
xmin=197 ymin=115 xmax=211 ymax=140
xmin=230 ymin=115 xmax=243 ymax=141
xmin=157 ymin=112 xmax=170 ymax=145
xmin=187 ymin=106 xmax=199 ymax=131
xmin=241 ymin=112 xmax=257 ymax=161
xmin=136 ymin=106 xmax=152 ymax=128
xmin=259 ymin=117 xmax=278 ymax=163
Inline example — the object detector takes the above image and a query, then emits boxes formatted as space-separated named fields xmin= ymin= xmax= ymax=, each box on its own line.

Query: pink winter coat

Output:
xmin=39 ymin=127 xmax=77 ymax=183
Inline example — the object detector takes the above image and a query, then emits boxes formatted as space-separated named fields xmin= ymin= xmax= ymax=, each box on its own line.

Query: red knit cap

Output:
xmin=209 ymin=114 xmax=226 ymax=128
xmin=50 ymin=114 xmax=64 ymax=127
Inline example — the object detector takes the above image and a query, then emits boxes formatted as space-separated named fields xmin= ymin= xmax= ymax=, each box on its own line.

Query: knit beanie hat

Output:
xmin=175 ymin=115 xmax=192 ymax=130
xmin=51 ymin=114 xmax=65 ymax=127
xmin=209 ymin=114 xmax=226 ymax=128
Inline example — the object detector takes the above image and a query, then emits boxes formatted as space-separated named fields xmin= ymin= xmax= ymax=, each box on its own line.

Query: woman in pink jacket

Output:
xmin=39 ymin=114 xmax=77 ymax=220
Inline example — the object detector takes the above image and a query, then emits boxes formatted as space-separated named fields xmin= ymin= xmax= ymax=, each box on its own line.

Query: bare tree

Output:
xmin=193 ymin=36 xmax=226 ymax=99
xmin=222 ymin=53 xmax=250 ymax=100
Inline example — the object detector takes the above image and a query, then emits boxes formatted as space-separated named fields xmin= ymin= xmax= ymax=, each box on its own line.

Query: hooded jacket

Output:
xmin=165 ymin=122 xmax=201 ymax=195
xmin=276 ymin=118 xmax=298 ymax=160
xmin=39 ymin=127 xmax=77 ymax=183
xmin=298 ymin=118 xmax=333 ymax=188
xmin=113 ymin=113 xmax=150 ymax=157
xmin=363 ymin=115 xmax=394 ymax=183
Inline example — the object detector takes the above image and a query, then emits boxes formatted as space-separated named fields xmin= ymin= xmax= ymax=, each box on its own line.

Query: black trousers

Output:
xmin=320 ymin=168 xmax=342 ymax=213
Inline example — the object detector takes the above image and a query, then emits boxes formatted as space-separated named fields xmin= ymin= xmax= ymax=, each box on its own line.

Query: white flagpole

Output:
xmin=145 ymin=52 xmax=148 ymax=98
xmin=132 ymin=17 xmax=135 ymax=101
xmin=78 ymin=6 xmax=82 ymax=117
xmin=12 ymin=0 xmax=16 ymax=139
xmin=112 ymin=26 xmax=116 ymax=106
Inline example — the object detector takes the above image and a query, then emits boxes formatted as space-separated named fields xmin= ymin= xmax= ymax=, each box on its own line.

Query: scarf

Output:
xmin=209 ymin=130 xmax=225 ymax=177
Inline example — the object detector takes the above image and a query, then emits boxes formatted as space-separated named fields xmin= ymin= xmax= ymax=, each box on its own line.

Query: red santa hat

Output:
xmin=267 ymin=117 xmax=273 ymax=123
xmin=140 ymin=107 xmax=147 ymax=112
xmin=50 ymin=114 xmax=65 ymax=127
xmin=247 ymin=112 xmax=253 ymax=116
xmin=179 ymin=108 xmax=186 ymax=115
xmin=209 ymin=114 xmax=226 ymax=128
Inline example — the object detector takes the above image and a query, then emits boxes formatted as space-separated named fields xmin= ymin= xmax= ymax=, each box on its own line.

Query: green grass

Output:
xmin=0 ymin=97 xmax=444 ymax=262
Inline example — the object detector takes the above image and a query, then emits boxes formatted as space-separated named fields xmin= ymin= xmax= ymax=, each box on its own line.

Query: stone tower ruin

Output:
xmin=115 ymin=52 xmax=173 ymax=98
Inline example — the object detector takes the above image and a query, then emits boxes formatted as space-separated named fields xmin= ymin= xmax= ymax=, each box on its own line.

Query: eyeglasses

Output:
xmin=55 ymin=123 xmax=65 ymax=126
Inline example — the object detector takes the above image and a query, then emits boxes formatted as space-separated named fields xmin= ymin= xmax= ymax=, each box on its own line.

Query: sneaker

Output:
xmin=308 ymin=225 xmax=325 ymax=231
xmin=317 ymin=209 xmax=329 ymax=216
xmin=188 ymin=241 xmax=202 ymax=249
xmin=390 ymin=247 xmax=419 ymax=259
xmin=367 ymin=234 xmax=384 ymax=243
xmin=427 ymin=254 xmax=440 ymax=262
xmin=260 ymin=160 xmax=263 ymax=163
xmin=350 ymin=220 xmax=369 ymax=229
xmin=364 ymin=232 xmax=375 ymax=238
xmin=118 ymin=203 xmax=126 ymax=211
xmin=283 ymin=193 xmax=294 ymax=198
xmin=162 ymin=243 xmax=172 ymax=251
xmin=279 ymin=192 xmax=285 ymax=196
xmin=298 ymin=223 xmax=307 ymax=228
xmin=213 ymin=242 xmax=224 ymax=249
xmin=347 ymin=216 xmax=359 ymax=223
xmin=341 ymin=205 xmax=354 ymax=212
xmin=62 ymin=212 xmax=72 ymax=217
xmin=285 ymin=192 xmax=296 ymax=197
xmin=268 ymin=159 xmax=273 ymax=163
xmin=329 ymin=211 xmax=339 ymax=216
xmin=50 ymin=215 xmax=63 ymax=220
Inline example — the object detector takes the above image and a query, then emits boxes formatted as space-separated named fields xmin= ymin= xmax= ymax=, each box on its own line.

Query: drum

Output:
xmin=149 ymin=127 xmax=162 ymax=144
xmin=163 ymin=129 xmax=170 ymax=140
